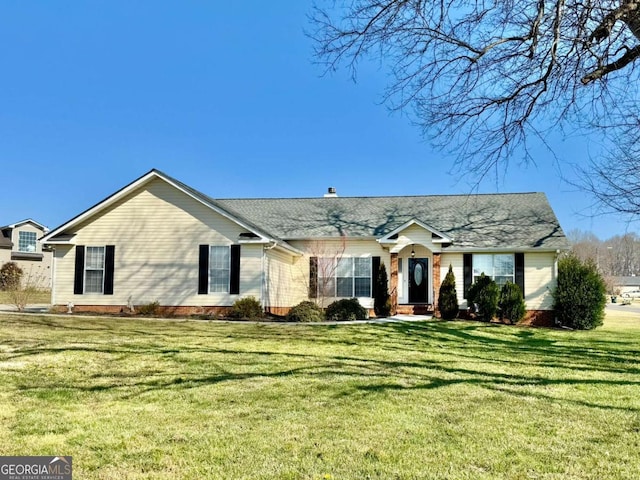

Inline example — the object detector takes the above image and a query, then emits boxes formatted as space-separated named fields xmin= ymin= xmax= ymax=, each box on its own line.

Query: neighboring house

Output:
xmin=41 ymin=169 xmax=569 ymax=324
xmin=0 ymin=219 xmax=53 ymax=288
xmin=612 ymin=276 xmax=640 ymax=296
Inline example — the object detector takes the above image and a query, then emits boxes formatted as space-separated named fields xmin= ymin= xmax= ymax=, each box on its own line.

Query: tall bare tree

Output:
xmin=311 ymin=1 xmax=640 ymax=214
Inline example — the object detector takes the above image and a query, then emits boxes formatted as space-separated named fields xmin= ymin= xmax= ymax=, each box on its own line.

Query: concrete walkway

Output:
xmin=0 ymin=304 xmax=51 ymax=313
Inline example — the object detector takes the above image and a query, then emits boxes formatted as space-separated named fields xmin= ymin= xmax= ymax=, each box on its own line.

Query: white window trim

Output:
xmin=472 ymin=253 xmax=515 ymax=286
xmin=209 ymin=245 xmax=231 ymax=293
xmin=18 ymin=231 xmax=37 ymax=253
xmin=84 ymin=246 xmax=106 ymax=294
xmin=319 ymin=257 xmax=372 ymax=298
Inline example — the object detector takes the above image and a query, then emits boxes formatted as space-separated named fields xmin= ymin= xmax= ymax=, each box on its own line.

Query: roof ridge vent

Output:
xmin=324 ymin=187 xmax=338 ymax=198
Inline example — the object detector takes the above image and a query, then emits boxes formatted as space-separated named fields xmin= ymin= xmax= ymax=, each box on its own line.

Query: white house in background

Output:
xmin=0 ymin=219 xmax=53 ymax=288
xmin=41 ymin=169 xmax=569 ymax=325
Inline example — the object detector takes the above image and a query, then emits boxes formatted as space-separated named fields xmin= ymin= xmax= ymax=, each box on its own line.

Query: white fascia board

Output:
xmin=43 ymin=238 xmax=77 ymax=245
xmin=41 ymin=170 xmax=269 ymax=243
xmin=377 ymin=219 xmax=453 ymax=244
xmin=7 ymin=219 xmax=48 ymax=231
xmin=443 ymin=246 xmax=566 ymax=253
xmin=41 ymin=171 xmax=161 ymax=242
xmin=273 ymin=241 xmax=304 ymax=256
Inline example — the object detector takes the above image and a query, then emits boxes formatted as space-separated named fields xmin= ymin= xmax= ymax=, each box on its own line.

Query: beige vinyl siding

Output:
xmin=440 ymin=253 xmax=466 ymax=308
xmin=439 ymin=252 xmax=557 ymax=311
xmin=289 ymin=239 xmax=389 ymax=309
xmin=265 ymin=248 xmax=307 ymax=308
xmin=53 ymin=178 xmax=262 ymax=306
xmin=396 ymin=224 xmax=437 ymax=251
xmin=523 ymin=252 xmax=557 ymax=310
xmin=7 ymin=223 xmax=53 ymax=289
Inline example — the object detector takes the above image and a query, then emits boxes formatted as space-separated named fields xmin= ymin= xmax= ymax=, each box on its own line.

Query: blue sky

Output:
xmin=0 ymin=1 xmax=635 ymax=240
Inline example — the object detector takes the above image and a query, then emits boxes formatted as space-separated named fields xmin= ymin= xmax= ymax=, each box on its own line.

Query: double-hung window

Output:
xmin=18 ymin=231 xmax=37 ymax=253
xmin=473 ymin=254 xmax=514 ymax=287
xmin=319 ymin=257 xmax=372 ymax=298
xmin=85 ymin=246 xmax=106 ymax=293
xmin=209 ymin=246 xmax=230 ymax=293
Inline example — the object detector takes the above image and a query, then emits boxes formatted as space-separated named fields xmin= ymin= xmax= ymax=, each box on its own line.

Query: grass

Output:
xmin=0 ymin=312 xmax=638 ymax=479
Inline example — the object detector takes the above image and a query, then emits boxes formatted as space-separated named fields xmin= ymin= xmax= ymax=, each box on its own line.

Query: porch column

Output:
xmin=390 ymin=253 xmax=398 ymax=315
xmin=433 ymin=253 xmax=441 ymax=315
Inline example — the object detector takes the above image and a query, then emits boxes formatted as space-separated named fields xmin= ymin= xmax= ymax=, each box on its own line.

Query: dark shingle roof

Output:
xmin=215 ymin=193 xmax=568 ymax=250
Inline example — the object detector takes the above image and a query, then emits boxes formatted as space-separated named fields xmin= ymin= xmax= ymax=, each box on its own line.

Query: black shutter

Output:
xmin=463 ymin=253 xmax=473 ymax=299
xmin=104 ymin=245 xmax=115 ymax=295
xmin=198 ymin=245 xmax=209 ymax=294
xmin=371 ymin=256 xmax=381 ymax=298
xmin=74 ymin=245 xmax=85 ymax=294
xmin=515 ymin=252 xmax=525 ymax=296
xmin=309 ymin=257 xmax=318 ymax=298
xmin=230 ymin=245 xmax=241 ymax=295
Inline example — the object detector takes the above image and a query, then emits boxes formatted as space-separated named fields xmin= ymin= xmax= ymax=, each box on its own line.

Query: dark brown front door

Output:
xmin=409 ymin=258 xmax=428 ymax=303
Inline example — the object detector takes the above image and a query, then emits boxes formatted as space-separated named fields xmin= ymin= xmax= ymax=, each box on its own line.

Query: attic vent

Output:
xmin=324 ymin=187 xmax=338 ymax=198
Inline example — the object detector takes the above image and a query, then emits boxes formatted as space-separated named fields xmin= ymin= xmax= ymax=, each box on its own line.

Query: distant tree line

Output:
xmin=568 ymin=230 xmax=640 ymax=277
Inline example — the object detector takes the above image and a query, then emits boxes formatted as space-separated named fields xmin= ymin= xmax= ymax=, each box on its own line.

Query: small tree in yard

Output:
xmin=553 ymin=254 xmax=606 ymax=330
xmin=2 ymin=265 xmax=46 ymax=312
xmin=468 ymin=273 xmax=499 ymax=322
xmin=499 ymin=282 xmax=526 ymax=325
xmin=374 ymin=262 xmax=391 ymax=317
xmin=438 ymin=264 xmax=459 ymax=320
xmin=0 ymin=262 xmax=23 ymax=291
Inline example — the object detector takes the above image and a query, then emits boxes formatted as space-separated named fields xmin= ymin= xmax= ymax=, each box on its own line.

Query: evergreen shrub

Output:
xmin=325 ymin=298 xmax=367 ymax=321
xmin=286 ymin=301 xmax=325 ymax=322
xmin=468 ymin=273 xmax=499 ymax=322
xmin=438 ymin=264 xmax=459 ymax=320
xmin=553 ymin=254 xmax=606 ymax=330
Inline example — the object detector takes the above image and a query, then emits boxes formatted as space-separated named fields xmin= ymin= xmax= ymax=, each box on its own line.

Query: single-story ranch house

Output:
xmin=41 ymin=169 xmax=569 ymax=324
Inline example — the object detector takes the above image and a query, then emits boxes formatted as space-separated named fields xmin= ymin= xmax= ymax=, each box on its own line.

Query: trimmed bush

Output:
xmin=286 ymin=301 xmax=325 ymax=322
xmin=325 ymin=298 xmax=368 ymax=321
xmin=0 ymin=262 xmax=23 ymax=291
xmin=499 ymin=281 xmax=525 ymax=324
xmin=467 ymin=273 xmax=499 ymax=322
xmin=553 ymin=254 xmax=606 ymax=330
xmin=229 ymin=296 xmax=264 ymax=320
xmin=136 ymin=301 xmax=161 ymax=316
xmin=438 ymin=264 xmax=459 ymax=320
xmin=374 ymin=262 xmax=391 ymax=317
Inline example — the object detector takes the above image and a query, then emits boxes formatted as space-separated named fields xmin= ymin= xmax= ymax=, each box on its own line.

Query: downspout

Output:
xmin=51 ymin=247 xmax=56 ymax=306
xmin=261 ymin=241 xmax=277 ymax=312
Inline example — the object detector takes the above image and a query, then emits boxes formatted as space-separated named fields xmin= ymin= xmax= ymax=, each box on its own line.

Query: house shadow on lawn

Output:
xmin=4 ymin=315 xmax=640 ymax=412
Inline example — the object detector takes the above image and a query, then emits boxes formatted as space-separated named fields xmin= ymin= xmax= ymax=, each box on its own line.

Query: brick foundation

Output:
xmin=53 ymin=304 xmax=557 ymax=327
xmin=457 ymin=309 xmax=556 ymax=327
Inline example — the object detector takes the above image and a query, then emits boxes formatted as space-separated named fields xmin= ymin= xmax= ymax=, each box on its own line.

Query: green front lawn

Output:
xmin=0 ymin=312 xmax=638 ymax=479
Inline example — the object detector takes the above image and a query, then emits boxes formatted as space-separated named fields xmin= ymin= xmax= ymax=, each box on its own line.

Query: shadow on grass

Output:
xmin=3 ymin=314 xmax=640 ymax=412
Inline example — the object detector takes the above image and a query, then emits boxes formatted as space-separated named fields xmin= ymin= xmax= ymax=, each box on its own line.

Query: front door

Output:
xmin=409 ymin=258 xmax=428 ymax=303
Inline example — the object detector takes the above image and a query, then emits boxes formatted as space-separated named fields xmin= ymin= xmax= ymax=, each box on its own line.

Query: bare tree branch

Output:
xmin=310 ymin=0 xmax=640 ymax=216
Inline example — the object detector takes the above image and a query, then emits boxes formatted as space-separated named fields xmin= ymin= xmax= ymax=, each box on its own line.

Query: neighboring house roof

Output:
xmin=613 ymin=276 xmax=640 ymax=287
xmin=0 ymin=219 xmax=48 ymax=232
xmin=0 ymin=229 xmax=11 ymax=249
xmin=42 ymin=169 xmax=569 ymax=252
xmin=0 ymin=219 xmax=49 ymax=249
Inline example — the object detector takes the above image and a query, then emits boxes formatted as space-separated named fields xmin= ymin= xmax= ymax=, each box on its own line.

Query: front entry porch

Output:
xmin=389 ymin=248 xmax=442 ymax=316
xmin=395 ymin=303 xmax=434 ymax=315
